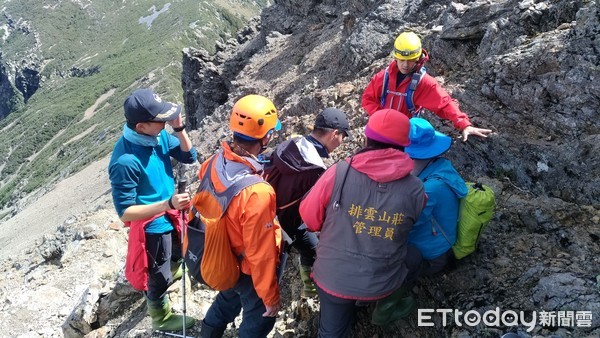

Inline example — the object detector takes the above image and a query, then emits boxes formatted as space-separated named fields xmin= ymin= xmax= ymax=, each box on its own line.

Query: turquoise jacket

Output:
xmin=109 ymin=127 xmax=197 ymax=233
xmin=408 ymin=158 xmax=467 ymax=260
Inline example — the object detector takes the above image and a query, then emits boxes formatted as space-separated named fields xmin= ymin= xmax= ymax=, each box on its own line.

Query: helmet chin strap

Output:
xmin=410 ymin=54 xmax=425 ymax=73
xmin=231 ymin=141 xmax=263 ymax=163
xmin=259 ymin=132 xmax=273 ymax=152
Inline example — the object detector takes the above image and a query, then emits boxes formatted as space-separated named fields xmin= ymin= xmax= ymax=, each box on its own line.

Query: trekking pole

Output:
xmin=177 ymin=179 xmax=188 ymax=338
xmin=162 ymin=333 xmax=187 ymax=338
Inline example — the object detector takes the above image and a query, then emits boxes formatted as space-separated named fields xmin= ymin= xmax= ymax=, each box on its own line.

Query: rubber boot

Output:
xmin=200 ymin=320 xmax=226 ymax=338
xmin=299 ymin=265 xmax=317 ymax=297
xmin=147 ymin=296 xmax=196 ymax=331
xmin=170 ymin=258 xmax=183 ymax=283
xmin=371 ymin=288 xmax=416 ymax=326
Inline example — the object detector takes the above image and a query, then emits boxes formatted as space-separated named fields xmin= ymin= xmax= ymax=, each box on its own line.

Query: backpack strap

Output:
xmin=380 ymin=68 xmax=389 ymax=108
xmin=381 ymin=64 xmax=426 ymax=117
xmin=431 ymin=217 xmax=453 ymax=246
xmin=277 ymin=198 xmax=301 ymax=211
xmin=192 ymin=153 xmax=265 ymax=220
xmin=332 ymin=157 xmax=353 ymax=211
xmin=406 ymin=66 xmax=426 ymax=117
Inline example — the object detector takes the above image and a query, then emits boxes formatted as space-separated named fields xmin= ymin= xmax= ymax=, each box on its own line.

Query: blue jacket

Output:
xmin=408 ymin=158 xmax=467 ymax=260
xmin=109 ymin=127 xmax=197 ymax=233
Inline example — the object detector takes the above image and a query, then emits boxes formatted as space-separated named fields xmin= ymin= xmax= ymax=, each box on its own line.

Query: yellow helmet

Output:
xmin=230 ymin=94 xmax=281 ymax=139
xmin=393 ymin=32 xmax=422 ymax=60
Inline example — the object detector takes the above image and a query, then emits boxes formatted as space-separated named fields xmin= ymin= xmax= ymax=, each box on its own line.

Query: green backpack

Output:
xmin=452 ymin=182 xmax=495 ymax=259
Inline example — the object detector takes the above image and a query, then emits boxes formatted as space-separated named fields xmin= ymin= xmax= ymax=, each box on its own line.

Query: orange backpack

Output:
xmin=184 ymin=154 xmax=263 ymax=291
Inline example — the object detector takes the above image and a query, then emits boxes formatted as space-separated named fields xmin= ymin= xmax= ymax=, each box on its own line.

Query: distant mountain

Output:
xmin=0 ymin=0 xmax=267 ymax=219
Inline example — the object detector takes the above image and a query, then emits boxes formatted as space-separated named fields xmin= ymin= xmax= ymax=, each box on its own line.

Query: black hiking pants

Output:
xmin=286 ymin=222 xmax=318 ymax=267
xmin=145 ymin=231 xmax=181 ymax=300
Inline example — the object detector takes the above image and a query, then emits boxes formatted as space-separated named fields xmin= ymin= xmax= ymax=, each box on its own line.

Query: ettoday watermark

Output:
xmin=418 ymin=308 xmax=593 ymax=332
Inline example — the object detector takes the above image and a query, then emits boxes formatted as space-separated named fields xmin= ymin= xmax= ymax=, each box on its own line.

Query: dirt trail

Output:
xmin=0 ymin=156 xmax=113 ymax=262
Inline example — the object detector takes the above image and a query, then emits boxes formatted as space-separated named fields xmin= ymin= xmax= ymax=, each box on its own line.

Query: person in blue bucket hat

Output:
xmin=406 ymin=118 xmax=468 ymax=276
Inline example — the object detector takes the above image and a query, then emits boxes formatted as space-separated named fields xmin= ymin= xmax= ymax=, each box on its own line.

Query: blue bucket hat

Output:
xmin=405 ymin=118 xmax=452 ymax=159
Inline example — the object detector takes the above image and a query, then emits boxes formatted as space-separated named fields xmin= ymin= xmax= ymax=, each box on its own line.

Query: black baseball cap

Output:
xmin=314 ymin=107 xmax=352 ymax=139
xmin=124 ymin=88 xmax=181 ymax=125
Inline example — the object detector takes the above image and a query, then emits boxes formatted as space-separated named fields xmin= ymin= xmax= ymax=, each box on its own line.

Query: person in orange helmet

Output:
xmin=198 ymin=94 xmax=283 ymax=338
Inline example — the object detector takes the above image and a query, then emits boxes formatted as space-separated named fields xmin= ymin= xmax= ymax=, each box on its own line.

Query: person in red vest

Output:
xmin=362 ymin=31 xmax=493 ymax=142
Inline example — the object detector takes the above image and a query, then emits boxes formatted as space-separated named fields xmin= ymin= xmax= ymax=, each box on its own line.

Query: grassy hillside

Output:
xmin=0 ymin=0 xmax=266 ymax=212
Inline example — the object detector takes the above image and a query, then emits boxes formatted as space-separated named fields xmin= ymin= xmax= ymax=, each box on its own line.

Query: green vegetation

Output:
xmin=0 ymin=0 xmax=266 ymax=209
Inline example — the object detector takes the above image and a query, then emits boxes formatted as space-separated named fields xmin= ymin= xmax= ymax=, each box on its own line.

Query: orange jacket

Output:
xmin=198 ymin=142 xmax=282 ymax=306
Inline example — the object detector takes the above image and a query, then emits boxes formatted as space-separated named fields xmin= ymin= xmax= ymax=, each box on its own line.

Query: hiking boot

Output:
xmin=299 ymin=265 xmax=317 ymax=297
xmin=170 ymin=259 xmax=184 ymax=283
xmin=147 ymin=296 xmax=196 ymax=331
xmin=371 ymin=288 xmax=416 ymax=326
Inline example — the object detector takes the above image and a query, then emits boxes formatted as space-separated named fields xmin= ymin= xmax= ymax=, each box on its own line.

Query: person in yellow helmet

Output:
xmin=362 ymin=31 xmax=493 ymax=141
xmin=197 ymin=94 xmax=283 ymax=338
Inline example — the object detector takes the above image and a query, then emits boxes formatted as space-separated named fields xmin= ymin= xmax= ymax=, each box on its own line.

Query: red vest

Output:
xmin=124 ymin=209 xmax=184 ymax=291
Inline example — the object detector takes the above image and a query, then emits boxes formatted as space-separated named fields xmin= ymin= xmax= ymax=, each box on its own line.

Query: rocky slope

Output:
xmin=0 ymin=0 xmax=598 ymax=337
xmin=181 ymin=0 xmax=599 ymax=337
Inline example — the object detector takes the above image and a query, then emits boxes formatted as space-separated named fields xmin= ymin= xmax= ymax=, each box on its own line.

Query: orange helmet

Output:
xmin=230 ymin=94 xmax=281 ymax=139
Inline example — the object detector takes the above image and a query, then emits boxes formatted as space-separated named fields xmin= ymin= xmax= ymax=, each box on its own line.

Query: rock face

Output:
xmin=0 ymin=12 xmax=42 ymax=118
xmin=0 ymin=58 xmax=23 ymax=119
xmin=181 ymin=18 xmax=263 ymax=130
xmin=181 ymin=0 xmax=600 ymax=337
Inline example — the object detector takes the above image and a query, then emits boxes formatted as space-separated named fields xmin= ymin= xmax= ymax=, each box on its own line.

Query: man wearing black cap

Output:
xmin=263 ymin=107 xmax=351 ymax=297
xmin=108 ymin=88 xmax=197 ymax=331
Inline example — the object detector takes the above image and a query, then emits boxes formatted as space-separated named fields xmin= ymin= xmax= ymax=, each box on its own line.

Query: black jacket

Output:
xmin=264 ymin=136 xmax=327 ymax=233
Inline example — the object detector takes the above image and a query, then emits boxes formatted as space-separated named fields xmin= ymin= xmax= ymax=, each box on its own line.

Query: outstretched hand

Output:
xmin=462 ymin=125 xmax=493 ymax=142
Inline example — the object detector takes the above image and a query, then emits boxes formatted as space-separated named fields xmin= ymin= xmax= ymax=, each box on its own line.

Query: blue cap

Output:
xmin=124 ymin=88 xmax=181 ymax=124
xmin=405 ymin=118 xmax=452 ymax=159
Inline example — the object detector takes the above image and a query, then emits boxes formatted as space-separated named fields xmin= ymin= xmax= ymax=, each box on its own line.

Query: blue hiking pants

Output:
xmin=202 ymin=273 xmax=276 ymax=338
